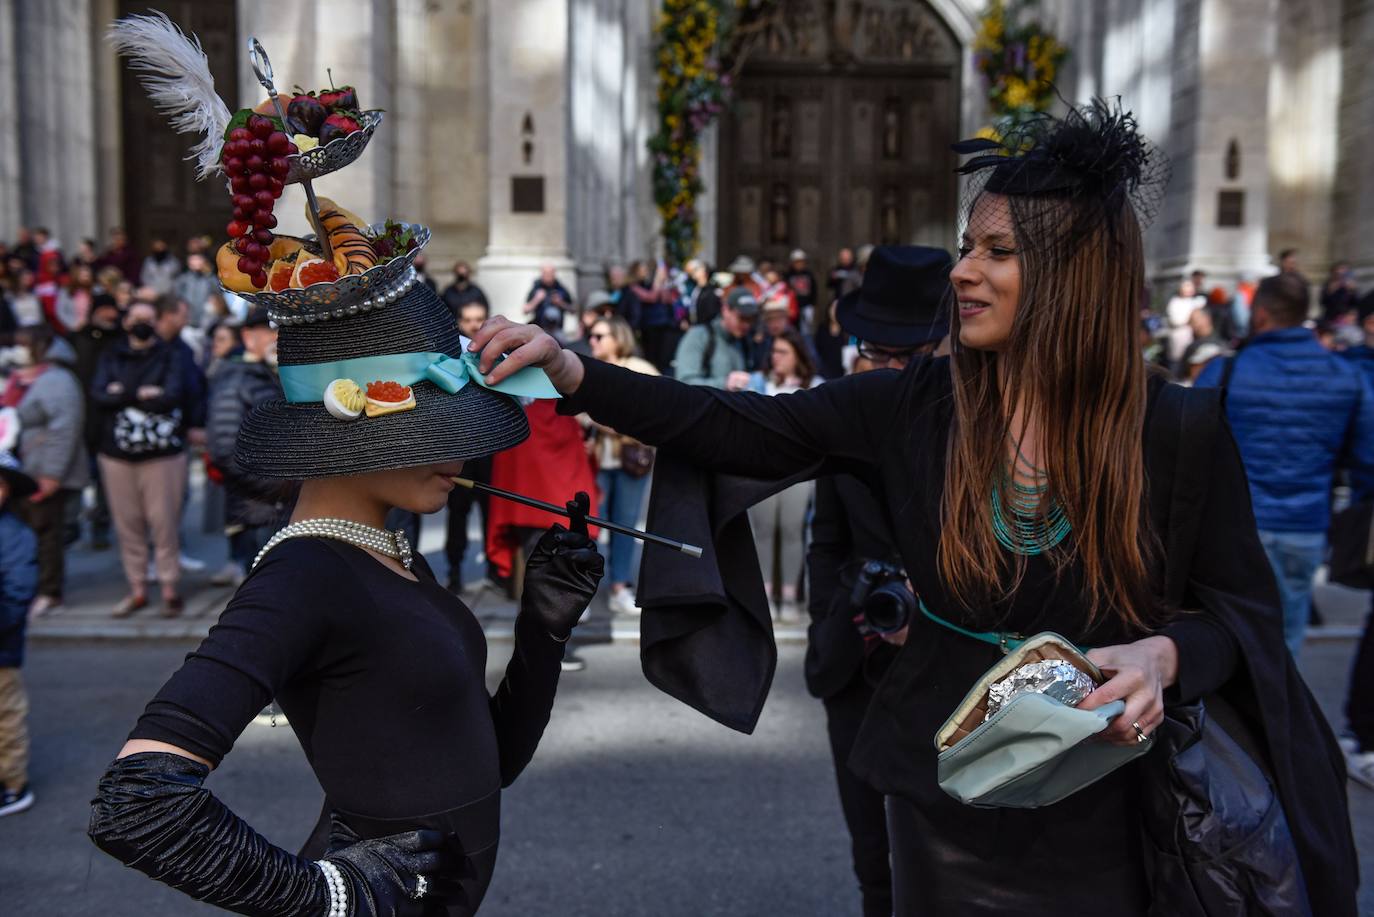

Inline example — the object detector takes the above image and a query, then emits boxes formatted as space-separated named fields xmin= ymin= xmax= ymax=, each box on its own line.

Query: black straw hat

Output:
xmin=235 ymin=282 xmax=530 ymax=479
xmin=835 ymin=245 xmax=952 ymax=347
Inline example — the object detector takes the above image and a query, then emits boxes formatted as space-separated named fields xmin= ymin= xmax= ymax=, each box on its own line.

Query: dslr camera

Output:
xmin=848 ymin=560 xmax=916 ymax=637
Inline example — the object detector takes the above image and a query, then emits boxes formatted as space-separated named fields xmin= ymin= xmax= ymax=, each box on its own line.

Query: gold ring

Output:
xmin=1131 ymin=721 xmax=1148 ymax=744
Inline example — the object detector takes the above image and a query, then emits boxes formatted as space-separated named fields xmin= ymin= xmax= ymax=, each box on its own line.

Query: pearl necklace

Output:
xmin=252 ymin=518 xmax=414 ymax=571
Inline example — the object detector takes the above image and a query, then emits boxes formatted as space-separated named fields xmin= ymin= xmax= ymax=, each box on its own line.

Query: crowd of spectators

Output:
xmin=0 ymin=226 xmax=261 ymax=619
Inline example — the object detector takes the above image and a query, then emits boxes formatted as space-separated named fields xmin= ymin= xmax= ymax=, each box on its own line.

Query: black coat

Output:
xmin=206 ymin=358 xmax=293 ymax=528
xmin=89 ymin=338 xmax=186 ymax=461
xmin=560 ymin=355 xmax=1358 ymax=916
xmin=804 ymin=473 xmax=900 ymax=700
xmin=70 ymin=324 xmax=121 ymax=449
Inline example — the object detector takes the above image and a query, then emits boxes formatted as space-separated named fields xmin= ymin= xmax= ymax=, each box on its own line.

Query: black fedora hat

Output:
xmin=835 ymin=245 xmax=953 ymax=347
xmin=235 ymin=281 xmax=541 ymax=480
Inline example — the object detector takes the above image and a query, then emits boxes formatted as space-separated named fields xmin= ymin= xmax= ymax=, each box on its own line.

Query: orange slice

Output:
xmin=291 ymin=256 xmax=341 ymax=288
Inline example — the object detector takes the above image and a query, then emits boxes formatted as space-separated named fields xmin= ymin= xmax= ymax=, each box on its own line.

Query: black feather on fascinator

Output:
xmin=952 ymin=98 xmax=1170 ymax=256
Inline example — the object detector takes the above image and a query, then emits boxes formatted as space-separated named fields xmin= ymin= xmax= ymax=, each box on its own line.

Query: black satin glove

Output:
xmin=89 ymin=752 xmax=326 ymax=916
xmin=325 ymin=814 xmax=466 ymax=916
xmin=522 ymin=505 xmax=604 ymax=641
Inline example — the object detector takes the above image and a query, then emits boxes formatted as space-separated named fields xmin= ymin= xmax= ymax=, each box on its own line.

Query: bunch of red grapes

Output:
xmin=222 ymin=114 xmax=297 ymax=288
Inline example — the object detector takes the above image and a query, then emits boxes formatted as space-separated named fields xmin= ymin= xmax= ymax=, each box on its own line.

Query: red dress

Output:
xmin=486 ymin=399 xmax=599 ymax=578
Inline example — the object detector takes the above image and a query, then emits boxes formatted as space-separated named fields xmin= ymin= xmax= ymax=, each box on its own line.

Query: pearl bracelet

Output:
xmin=317 ymin=860 xmax=348 ymax=917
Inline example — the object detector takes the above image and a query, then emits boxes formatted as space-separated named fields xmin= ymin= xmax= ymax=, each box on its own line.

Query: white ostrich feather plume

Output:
xmin=107 ymin=12 xmax=232 ymax=180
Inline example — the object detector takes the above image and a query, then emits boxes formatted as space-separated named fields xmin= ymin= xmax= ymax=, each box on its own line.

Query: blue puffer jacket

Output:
xmin=0 ymin=510 xmax=38 ymax=667
xmin=1195 ymin=327 xmax=1374 ymax=532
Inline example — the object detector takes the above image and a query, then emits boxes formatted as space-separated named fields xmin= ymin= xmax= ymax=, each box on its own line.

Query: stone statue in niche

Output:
xmin=882 ymin=99 xmax=901 ymax=160
xmin=880 ymin=186 xmax=900 ymax=244
xmin=771 ymin=99 xmax=792 ymax=159
xmin=771 ymin=182 xmax=792 ymax=244
xmin=521 ymin=112 xmax=535 ymax=165
xmin=760 ymin=0 xmax=825 ymax=60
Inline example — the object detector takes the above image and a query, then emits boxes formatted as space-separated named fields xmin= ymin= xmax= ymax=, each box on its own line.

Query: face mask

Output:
xmin=129 ymin=322 xmax=157 ymax=341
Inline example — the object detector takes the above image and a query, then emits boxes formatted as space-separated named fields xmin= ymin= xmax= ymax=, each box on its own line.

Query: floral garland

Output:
xmin=650 ymin=0 xmax=778 ymax=264
xmin=973 ymin=0 xmax=1067 ymax=133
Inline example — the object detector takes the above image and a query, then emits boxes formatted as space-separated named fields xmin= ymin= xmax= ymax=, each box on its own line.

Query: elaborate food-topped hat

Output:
xmin=110 ymin=14 xmax=556 ymax=478
xmin=951 ymin=97 xmax=1170 ymax=258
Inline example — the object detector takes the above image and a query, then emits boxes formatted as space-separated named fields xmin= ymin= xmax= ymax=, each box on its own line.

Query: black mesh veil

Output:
xmin=952 ymin=98 xmax=1171 ymax=262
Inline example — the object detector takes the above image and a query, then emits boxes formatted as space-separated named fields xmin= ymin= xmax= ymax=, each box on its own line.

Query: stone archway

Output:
xmin=715 ymin=0 xmax=963 ymax=271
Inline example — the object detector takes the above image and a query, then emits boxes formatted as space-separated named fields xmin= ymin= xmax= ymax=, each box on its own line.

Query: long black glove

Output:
xmin=89 ymin=752 xmax=461 ymax=916
xmin=521 ymin=496 xmax=604 ymax=640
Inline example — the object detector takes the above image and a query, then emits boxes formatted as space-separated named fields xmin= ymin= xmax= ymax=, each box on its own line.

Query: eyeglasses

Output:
xmin=857 ymin=343 xmax=922 ymax=366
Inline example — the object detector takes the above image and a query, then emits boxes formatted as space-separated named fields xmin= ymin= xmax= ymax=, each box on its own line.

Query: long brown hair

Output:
xmin=938 ymin=193 xmax=1160 ymax=632
xmin=770 ymin=327 xmax=817 ymax=388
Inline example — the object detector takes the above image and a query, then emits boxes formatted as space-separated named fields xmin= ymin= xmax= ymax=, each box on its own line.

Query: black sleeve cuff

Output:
xmin=555 ymin=353 xmax=614 ymax=417
xmin=1161 ymin=611 xmax=1239 ymax=705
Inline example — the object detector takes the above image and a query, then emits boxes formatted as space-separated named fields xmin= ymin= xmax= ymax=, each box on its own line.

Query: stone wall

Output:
xmin=567 ymin=0 xmax=659 ymax=295
xmin=1335 ymin=0 xmax=1374 ymax=285
xmin=4 ymin=0 xmax=99 ymax=248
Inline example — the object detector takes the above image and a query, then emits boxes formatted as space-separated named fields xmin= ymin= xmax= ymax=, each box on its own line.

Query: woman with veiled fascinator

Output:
xmin=470 ymin=100 xmax=1357 ymax=914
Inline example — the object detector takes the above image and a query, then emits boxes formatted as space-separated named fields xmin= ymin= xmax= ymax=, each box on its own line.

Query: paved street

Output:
xmin=2 ymin=631 xmax=1372 ymax=916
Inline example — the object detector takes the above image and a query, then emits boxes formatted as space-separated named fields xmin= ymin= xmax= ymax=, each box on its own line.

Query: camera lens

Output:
xmin=864 ymin=582 xmax=915 ymax=636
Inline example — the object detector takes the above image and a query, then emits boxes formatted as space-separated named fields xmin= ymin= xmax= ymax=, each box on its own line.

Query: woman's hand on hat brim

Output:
xmin=469 ymin=316 xmax=585 ymax=393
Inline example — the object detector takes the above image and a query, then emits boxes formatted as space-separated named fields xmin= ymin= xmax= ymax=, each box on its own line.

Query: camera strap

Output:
xmin=918 ymin=598 xmax=1091 ymax=655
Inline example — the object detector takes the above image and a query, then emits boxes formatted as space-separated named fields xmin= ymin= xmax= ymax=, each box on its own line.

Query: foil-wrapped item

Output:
xmin=985 ymin=660 xmax=1097 ymax=721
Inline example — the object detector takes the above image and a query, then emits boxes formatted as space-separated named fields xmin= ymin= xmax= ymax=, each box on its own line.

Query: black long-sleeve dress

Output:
xmin=127 ymin=537 xmax=565 ymax=915
xmin=559 ymin=353 xmax=1356 ymax=915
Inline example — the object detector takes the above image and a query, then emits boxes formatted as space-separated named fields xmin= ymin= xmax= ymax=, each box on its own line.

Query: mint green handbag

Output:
xmin=935 ymin=631 xmax=1154 ymax=808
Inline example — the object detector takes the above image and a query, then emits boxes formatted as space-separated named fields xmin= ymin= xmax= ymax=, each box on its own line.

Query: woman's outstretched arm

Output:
xmin=469 ymin=317 xmax=904 ymax=481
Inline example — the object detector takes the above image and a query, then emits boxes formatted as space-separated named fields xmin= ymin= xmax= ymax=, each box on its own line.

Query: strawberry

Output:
xmin=318 ymin=112 xmax=362 ymax=144
xmin=319 ymin=86 xmax=359 ymax=112
xmin=287 ymin=93 xmax=327 ymax=135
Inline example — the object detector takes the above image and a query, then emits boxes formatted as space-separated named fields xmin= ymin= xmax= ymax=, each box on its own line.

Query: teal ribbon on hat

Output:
xmin=278 ymin=350 xmax=561 ymax=404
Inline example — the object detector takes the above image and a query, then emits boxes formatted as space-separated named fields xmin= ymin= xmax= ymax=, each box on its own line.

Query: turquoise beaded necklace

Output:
xmin=992 ymin=437 xmax=1071 ymax=555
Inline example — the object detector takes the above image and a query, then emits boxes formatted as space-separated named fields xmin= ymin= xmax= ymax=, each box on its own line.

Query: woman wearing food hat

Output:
xmin=89 ymin=273 xmax=603 ymax=916
xmin=469 ymin=101 xmax=1354 ymax=914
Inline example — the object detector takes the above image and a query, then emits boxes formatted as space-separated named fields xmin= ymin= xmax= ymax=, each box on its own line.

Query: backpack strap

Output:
xmin=1217 ymin=354 xmax=1236 ymax=395
xmin=701 ymin=323 xmax=718 ymax=378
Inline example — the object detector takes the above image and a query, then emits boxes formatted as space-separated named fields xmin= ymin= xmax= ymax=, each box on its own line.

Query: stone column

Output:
xmin=90 ymin=0 xmax=122 ymax=241
xmin=1335 ymin=0 xmax=1374 ymax=287
xmin=0 ymin=0 xmax=21 ymax=242
xmin=390 ymin=0 xmax=489 ymax=271
xmin=476 ymin=0 xmax=576 ymax=320
xmin=1167 ymin=0 xmax=1275 ymax=284
xmin=14 ymin=0 xmax=98 ymax=247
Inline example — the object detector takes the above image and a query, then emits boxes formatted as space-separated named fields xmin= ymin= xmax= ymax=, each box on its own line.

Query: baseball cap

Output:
xmin=726 ymin=288 xmax=760 ymax=317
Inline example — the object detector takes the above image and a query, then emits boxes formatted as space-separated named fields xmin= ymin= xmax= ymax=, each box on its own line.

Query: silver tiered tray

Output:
xmin=227 ymin=222 xmax=431 ymax=325
xmin=284 ymin=110 xmax=384 ymax=185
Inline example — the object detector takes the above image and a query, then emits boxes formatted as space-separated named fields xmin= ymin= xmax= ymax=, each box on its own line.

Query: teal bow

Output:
xmin=279 ymin=349 xmax=560 ymax=405
xmin=423 ymin=351 xmax=561 ymax=400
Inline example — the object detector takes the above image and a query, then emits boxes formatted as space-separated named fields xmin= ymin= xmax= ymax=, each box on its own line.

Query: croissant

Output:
xmin=311 ymin=198 xmax=378 ymax=276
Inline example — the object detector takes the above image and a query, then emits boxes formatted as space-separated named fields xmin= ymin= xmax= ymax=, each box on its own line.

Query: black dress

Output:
xmin=128 ymin=538 xmax=564 ymax=915
xmin=557 ymin=354 xmax=1337 ymax=915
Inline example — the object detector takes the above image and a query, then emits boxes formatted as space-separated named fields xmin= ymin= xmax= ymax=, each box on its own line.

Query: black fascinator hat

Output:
xmin=951 ymin=98 xmax=1170 ymax=257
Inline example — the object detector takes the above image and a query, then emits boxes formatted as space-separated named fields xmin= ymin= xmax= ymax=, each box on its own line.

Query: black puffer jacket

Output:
xmin=206 ymin=357 xmax=293 ymax=528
